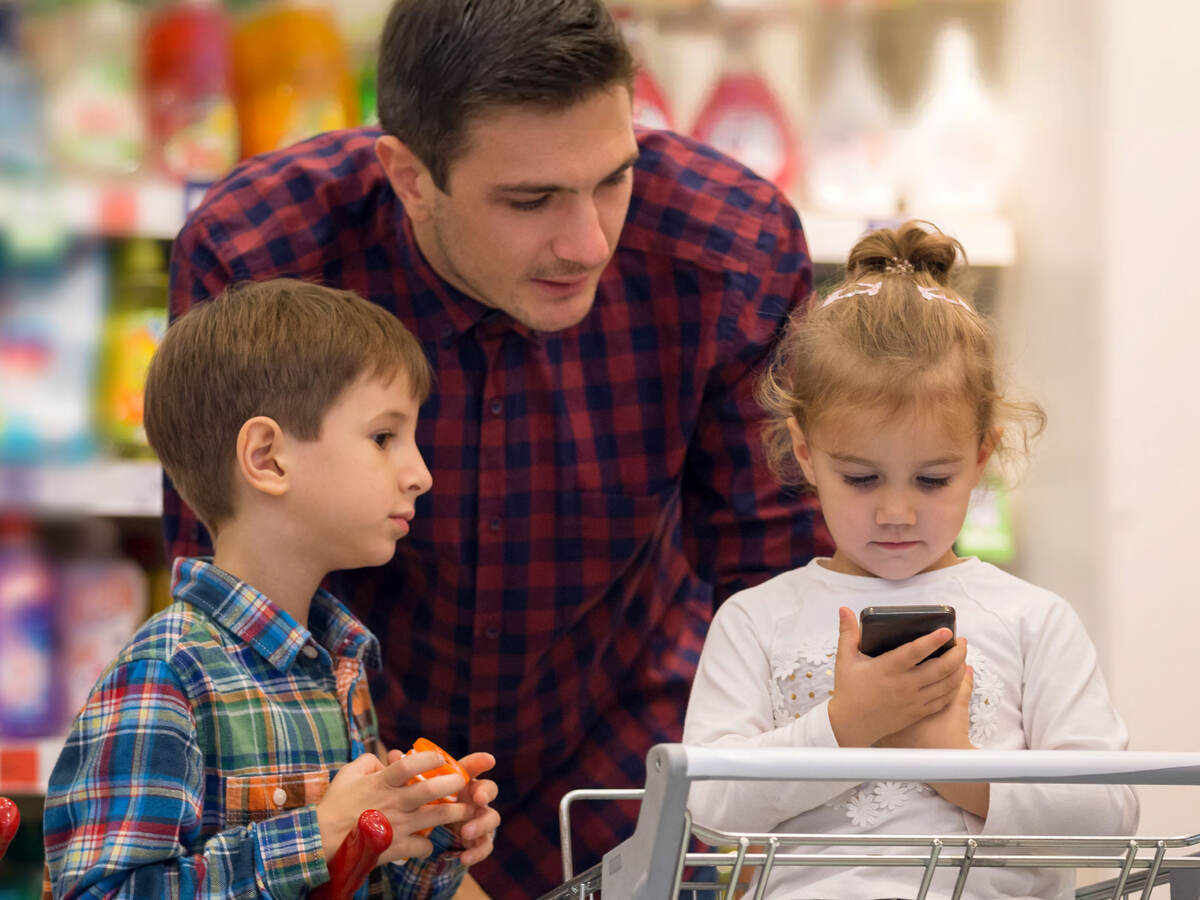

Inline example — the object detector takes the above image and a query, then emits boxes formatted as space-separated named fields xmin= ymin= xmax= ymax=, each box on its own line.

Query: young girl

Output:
xmin=682 ymin=221 xmax=1137 ymax=899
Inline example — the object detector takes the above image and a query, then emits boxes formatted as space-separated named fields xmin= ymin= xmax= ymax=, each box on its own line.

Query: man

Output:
xmin=167 ymin=1 xmax=829 ymax=897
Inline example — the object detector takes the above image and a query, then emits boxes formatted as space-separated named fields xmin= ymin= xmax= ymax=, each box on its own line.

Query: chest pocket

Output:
xmin=223 ymin=769 xmax=330 ymax=827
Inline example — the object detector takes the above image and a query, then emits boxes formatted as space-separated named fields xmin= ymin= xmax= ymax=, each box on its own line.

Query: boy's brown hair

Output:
xmin=757 ymin=220 xmax=1046 ymax=488
xmin=144 ymin=278 xmax=432 ymax=533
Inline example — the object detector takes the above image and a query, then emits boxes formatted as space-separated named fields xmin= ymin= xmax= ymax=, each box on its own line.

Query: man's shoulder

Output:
xmin=623 ymin=129 xmax=803 ymax=271
xmin=180 ymin=128 xmax=393 ymax=251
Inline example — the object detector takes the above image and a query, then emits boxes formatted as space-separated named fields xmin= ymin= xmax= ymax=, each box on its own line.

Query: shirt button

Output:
xmin=301 ymin=645 xmax=319 ymax=659
xmin=489 ymin=518 xmax=501 ymax=532
xmin=489 ymin=398 xmax=503 ymax=416
xmin=440 ymin=323 xmax=453 ymax=338
xmin=272 ymin=787 xmax=288 ymax=807
xmin=485 ymin=625 xmax=501 ymax=639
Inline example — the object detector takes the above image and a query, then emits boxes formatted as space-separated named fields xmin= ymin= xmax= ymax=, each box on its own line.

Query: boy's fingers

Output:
xmin=380 ymin=750 xmax=445 ymax=788
xmin=399 ymin=772 xmax=467 ymax=806
xmin=457 ymin=751 xmax=496 ymax=779
xmin=466 ymin=778 xmax=498 ymax=807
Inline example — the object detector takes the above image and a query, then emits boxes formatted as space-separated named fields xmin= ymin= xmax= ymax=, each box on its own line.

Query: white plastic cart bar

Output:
xmin=551 ymin=744 xmax=1200 ymax=900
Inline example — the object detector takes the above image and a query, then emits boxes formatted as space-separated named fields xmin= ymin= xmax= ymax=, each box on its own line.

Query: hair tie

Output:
xmin=820 ymin=281 xmax=882 ymax=308
xmin=885 ymin=257 xmax=915 ymax=275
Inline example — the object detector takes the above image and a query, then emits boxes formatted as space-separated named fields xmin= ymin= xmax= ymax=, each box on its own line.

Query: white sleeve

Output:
xmin=683 ymin=598 xmax=856 ymax=833
xmin=982 ymin=597 xmax=1138 ymax=836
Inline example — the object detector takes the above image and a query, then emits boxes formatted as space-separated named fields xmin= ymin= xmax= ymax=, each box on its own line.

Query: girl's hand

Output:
xmin=827 ymin=606 xmax=968 ymax=748
xmin=387 ymin=749 xmax=501 ymax=867
xmin=877 ymin=664 xmax=975 ymax=751
xmin=878 ymin=668 xmax=990 ymax=818
xmin=317 ymin=751 xmax=470 ymax=866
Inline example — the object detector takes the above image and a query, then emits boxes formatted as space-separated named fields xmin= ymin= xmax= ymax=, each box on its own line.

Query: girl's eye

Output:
xmin=510 ymin=196 xmax=549 ymax=211
xmin=917 ymin=476 xmax=952 ymax=489
xmin=372 ymin=432 xmax=393 ymax=448
xmin=842 ymin=474 xmax=876 ymax=487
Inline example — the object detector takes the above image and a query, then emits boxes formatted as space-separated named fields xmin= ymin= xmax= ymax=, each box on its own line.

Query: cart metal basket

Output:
xmin=538 ymin=744 xmax=1200 ymax=900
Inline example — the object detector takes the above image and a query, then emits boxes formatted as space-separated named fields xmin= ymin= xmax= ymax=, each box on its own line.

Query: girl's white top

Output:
xmin=682 ymin=557 xmax=1137 ymax=900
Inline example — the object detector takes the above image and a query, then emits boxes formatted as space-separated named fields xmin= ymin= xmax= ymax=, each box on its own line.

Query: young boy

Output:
xmin=43 ymin=279 xmax=499 ymax=899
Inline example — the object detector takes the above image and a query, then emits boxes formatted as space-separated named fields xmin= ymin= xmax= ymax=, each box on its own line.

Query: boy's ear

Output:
xmin=235 ymin=416 xmax=289 ymax=497
xmin=375 ymin=135 xmax=437 ymax=223
xmin=786 ymin=417 xmax=818 ymax=485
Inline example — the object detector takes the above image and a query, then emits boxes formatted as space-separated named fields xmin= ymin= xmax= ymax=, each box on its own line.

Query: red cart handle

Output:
xmin=0 ymin=797 xmax=18 ymax=860
xmin=311 ymin=808 xmax=392 ymax=900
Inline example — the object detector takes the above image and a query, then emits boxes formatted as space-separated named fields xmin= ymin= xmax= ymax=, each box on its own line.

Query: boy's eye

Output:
xmin=842 ymin=474 xmax=877 ymax=487
xmin=917 ymin=475 xmax=952 ymax=489
xmin=372 ymin=432 xmax=393 ymax=448
xmin=509 ymin=196 xmax=549 ymax=211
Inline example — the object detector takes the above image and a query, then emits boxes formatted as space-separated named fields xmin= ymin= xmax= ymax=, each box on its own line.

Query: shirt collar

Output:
xmin=170 ymin=557 xmax=382 ymax=674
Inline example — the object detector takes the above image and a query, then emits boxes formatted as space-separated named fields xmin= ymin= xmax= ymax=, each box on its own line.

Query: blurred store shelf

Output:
xmin=0 ymin=460 xmax=162 ymax=518
xmin=0 ymin=736 xmax=64 ymax=795
xmin=12 ymin=180 xmax=1017 ymax=266
xmin=799 ymin=210 xmax=1016 ymax=268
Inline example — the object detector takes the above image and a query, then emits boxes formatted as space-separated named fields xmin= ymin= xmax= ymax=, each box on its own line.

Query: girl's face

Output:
xmin=788 ymin=403 xmax=995 ymax=580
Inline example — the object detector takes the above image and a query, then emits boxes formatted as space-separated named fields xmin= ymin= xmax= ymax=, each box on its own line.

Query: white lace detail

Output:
xmin=965 ymin=646 xmax=1004 ymax=745
xmin=769 ymin=637 xmax=838 ymax=725
xmin=769 ymin=632 xmax=1008 ymax=825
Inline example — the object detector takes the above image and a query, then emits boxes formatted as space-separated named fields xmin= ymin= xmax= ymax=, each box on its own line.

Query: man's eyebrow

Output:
xmin=491 ymin=153 xmax=640 ymax=196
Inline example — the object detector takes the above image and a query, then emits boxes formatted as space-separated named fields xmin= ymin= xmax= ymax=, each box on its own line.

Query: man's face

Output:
xmin=414 ymin=85 xmax=638 ymax=333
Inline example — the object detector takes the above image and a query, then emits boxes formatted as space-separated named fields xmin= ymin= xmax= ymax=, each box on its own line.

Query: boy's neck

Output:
xmin=211 ymin=519 xmax=327 ymax=629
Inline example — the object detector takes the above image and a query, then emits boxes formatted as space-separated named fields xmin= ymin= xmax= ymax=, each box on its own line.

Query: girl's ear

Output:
xmin=235 ymin=416 xmax=289 ymax=497
xmin=786 ymin=417 xmax=818 ymax=485
xmin=978 ymin=425 xmax=1003 ymax=468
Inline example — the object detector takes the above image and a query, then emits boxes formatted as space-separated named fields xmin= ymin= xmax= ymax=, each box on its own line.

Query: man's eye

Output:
xmin=510 ymin=196 xmax=549 ymax=211
xmin=842 ymin=474 xmax=876 ymax=487
xmin=372 ymin=433 xmax=393 ymax=448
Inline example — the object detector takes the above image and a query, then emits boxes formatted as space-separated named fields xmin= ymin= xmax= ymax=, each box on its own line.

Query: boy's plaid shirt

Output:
xmin=43 ymin=557 xmax=463 ymax=900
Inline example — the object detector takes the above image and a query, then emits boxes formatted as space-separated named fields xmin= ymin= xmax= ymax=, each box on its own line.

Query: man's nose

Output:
xmin=551 ymin=199 xmax=611 ymax=269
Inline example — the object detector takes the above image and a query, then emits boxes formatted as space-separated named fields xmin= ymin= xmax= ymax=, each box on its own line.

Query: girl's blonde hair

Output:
xmin=757 ymin=220 xmax=1046 ymax=487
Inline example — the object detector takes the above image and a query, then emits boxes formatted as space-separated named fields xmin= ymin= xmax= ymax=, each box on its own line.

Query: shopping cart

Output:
xmin=539 ymin=744 xmax=1200 ymax=900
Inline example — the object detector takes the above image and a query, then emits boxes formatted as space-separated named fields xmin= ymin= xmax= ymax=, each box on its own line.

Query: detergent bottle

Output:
xmin=97 ymin=238 xmax=168 ymax=457
xmin=142 ymin=0 xmax=238 ymax=182
xmin=232 ymin=0 xmax=358 ymax=158
xmin=691 ymin=27 xmax=797 ymax=191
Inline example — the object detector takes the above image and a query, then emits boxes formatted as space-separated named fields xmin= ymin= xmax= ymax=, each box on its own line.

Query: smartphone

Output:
xmin=859 ymin=604 xmax=956 ymax=661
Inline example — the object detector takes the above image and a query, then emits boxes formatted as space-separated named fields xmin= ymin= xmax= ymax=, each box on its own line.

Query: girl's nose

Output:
xmin=876 ymin=490 xmax=917 ymax=527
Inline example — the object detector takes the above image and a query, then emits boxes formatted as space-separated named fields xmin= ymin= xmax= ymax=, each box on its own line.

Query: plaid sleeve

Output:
xmin=681 ymin=194 xmax=831 ymax=603
xmin=43 ymin=658 xmax=325 ymax=899
xmin=381 ymin=826 xmax=465 ymax=900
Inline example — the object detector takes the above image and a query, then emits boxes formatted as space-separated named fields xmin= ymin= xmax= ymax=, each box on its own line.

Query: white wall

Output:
xmin=1008 ymin=0 xmax=1200 ymax=838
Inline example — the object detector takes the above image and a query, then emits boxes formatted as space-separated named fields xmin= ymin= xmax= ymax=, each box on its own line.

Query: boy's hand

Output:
xmin=827 ymin=606 xmax=968 ymax=748
xmin=388 ymin=749 xmax=500 ymax=866
xmin=317 ymin=751 xmax=471 ymax=866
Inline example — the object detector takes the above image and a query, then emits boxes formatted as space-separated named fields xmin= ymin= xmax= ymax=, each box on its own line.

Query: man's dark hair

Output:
xmin=377 ymin=0 xmax=635 ymax=191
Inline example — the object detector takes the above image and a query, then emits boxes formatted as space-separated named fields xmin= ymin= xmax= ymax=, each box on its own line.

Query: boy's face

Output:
xmin=285 ymin=370 xmax=432 ymax=571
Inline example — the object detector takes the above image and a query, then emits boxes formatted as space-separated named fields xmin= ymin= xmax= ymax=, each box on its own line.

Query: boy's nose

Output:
xmin=404 ymin=452 xmax=433 ymax=496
